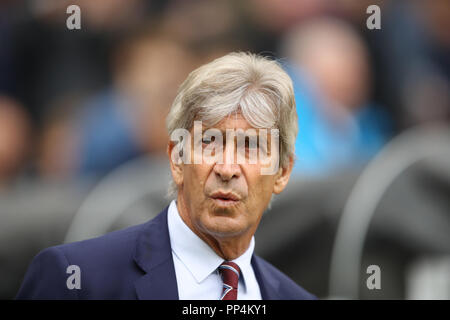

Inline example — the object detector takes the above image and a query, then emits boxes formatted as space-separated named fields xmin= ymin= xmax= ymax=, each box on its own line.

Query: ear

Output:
xmin=273 ymin=156 xmax=294 ymax=194
xmin=167 ymin=141 xmax=184 ymax=188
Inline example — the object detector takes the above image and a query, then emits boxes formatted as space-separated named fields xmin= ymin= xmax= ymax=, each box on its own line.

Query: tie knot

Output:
xmin=219 ymin=261 xmax=240 ymax=289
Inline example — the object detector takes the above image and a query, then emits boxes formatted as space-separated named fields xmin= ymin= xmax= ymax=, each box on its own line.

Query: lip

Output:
xmin=209 ymin=191 xmax=241 ymax=207
xmin=210 ymin=191 xmax=240 ymax=201
xmin=210 ymin=198 xmax=239 ymax=207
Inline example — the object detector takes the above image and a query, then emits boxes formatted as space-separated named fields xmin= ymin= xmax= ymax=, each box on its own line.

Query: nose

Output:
xmin=213 ymin=142 xmax=241 ymax=181
xmin=213 ymin=162 xmax=241 ymax=181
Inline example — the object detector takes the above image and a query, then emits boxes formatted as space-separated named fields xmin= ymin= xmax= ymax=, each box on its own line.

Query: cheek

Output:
xmin=184 ymin=164 xmax=212 ymax=193
xmin=245 ymin=167 xmax=275 ymax=205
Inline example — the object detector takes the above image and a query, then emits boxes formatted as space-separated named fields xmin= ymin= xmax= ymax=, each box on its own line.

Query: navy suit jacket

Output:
xmin=16 ymin=206 xmax=316 ymax=300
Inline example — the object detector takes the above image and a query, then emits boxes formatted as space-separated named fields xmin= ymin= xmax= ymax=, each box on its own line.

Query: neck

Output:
xmin=176 ymin=193 xmax=252 ymax=260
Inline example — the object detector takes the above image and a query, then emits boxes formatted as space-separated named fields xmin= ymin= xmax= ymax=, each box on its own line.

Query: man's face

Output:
xmin=168 ymin=113 xmax=293 ymax=241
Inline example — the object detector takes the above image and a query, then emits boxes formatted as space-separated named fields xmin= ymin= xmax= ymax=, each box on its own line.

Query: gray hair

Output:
xmin=166 ymin=52 xmax=298 ymax=198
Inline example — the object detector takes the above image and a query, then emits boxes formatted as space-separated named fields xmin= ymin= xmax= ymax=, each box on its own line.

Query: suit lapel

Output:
xmin=133 ymin=207 xmax=179 ymax=300
xmin=251 ymin=255 xmax=281 ymax=300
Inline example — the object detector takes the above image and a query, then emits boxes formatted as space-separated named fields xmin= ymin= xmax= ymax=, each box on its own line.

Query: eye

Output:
xmin=245 ymin=137 xmax=258 ymax=149
xmin=202 ymin=136 xmax=215 ymax=145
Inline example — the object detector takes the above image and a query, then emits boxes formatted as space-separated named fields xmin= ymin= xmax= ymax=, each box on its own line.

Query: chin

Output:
xmin=203 ymin=215 xmax=247 ymax=238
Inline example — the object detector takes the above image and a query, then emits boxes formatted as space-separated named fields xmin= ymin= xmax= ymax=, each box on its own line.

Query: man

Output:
xmin=17 ymin=52 xmax=316 ymax=300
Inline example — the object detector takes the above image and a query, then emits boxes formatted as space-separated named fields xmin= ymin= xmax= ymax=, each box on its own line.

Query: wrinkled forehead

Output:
xmin=193 ymin=110 xmax=276 ymax=132
xmin=207 ymin=113 xmax=252 ymax=130
xmin=190 ymin=114 xmax=278 ymax=146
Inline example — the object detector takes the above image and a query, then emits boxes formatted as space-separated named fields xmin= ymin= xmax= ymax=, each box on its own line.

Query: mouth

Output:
xmin=209 ymin=191 xmax=240 ymax=207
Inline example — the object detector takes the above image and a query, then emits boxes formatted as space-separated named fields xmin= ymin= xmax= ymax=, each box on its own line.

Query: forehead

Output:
xmin=216 ymin=113 xmax=252 ymax=130
xmin=199 ymin=112 xmax=261 ymax=133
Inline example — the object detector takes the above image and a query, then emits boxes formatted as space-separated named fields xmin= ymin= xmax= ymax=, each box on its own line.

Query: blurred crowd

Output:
xmin=0 ymin=0 xmax=448 ymax=185
xmin=0 ymin=0 xmax=449 ymax=299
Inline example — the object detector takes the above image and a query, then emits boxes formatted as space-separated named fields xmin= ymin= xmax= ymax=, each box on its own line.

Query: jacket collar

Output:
xmin=133 ymin=206 xmax=179 ymax=300
xmin=251 ymin=255 xmax=281 ymax=300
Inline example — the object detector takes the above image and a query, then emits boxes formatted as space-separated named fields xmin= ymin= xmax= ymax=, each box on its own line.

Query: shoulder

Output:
xmin=53 ymin=222 xmax=148 ymax=263
xmin=16 ymin=221 xmax=152 ymax=299
xmin=41 ymin=220 xmax=156 ymax=285
xmin=253 ymin=255 xmax=317 ymax=300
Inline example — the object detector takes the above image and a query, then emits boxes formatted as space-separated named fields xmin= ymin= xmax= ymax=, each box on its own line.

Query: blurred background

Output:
xmin=0 ymin=0 xmax=449 ymax=299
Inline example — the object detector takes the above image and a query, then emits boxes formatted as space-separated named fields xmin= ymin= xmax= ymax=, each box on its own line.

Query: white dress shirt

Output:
xmin=167 ymin=200 xmax=262 ymax=300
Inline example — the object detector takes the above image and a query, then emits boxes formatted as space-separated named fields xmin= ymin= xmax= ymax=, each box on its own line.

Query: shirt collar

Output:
xmin=167 ymin=200 xmax=255 ymax=292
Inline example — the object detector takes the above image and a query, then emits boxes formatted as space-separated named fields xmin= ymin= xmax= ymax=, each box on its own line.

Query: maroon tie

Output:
xmin=218 ymin=261 xmax=240 ymax=300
